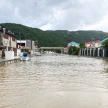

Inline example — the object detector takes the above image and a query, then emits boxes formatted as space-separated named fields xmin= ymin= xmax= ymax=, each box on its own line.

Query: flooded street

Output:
xmin=0 ymin=54 xmax=108 ymax=108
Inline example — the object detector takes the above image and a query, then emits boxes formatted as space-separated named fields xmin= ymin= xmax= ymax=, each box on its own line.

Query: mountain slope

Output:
xmin=1 ymin=23 xmax=108 ymax=47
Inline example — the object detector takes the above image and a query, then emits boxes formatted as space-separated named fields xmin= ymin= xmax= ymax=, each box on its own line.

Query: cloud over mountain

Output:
xmin=0 ymin=0 xmax=108 ymax=31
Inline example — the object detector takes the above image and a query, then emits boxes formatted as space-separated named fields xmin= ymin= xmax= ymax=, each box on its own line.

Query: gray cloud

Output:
xmin=0 ymin=0 xmax=108 ymax=31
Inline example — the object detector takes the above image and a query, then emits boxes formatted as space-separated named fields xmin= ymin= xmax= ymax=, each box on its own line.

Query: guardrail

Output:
xmin=0 ymin=58 xmax=20 ymax=66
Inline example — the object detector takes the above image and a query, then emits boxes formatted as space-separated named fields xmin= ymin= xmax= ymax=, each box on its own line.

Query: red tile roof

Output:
xmin=95 ymin=40 xmax=100 ymax=43
xmin=86 ymin=42 xmax=93 ymax=44
xmin=66 ymin=46 xmax=70 ymax=49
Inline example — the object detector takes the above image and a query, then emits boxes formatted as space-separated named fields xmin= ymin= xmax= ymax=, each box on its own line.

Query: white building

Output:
xmin=17 ymin=40 xmax=35 ymax=56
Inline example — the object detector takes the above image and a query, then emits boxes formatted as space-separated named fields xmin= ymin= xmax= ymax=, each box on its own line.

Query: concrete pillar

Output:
xmin=82 ymin=49 xmax=83 ymax=55
xmin=103 ymin=49 xmax=105 ymax=57
xmin=81 ymin=49 xmax=83 ymax=55
xmin=87 ymin=49 xmax=89 ymax=56
xmin=61 ymin=49 xmax=64 ymax=54
xmin=79 ymin=50 xmax=80 ymax=55
xmin=83 ymin=49 xmax=84 ymax=55
xmin=79 ymin=49 xmax=81 ymax=55
xmin=93 ymin=48 xmax=95 ymax=56
xmin=97 ymin=48 xmax=100 ymax=57
xmin=84 ymin=49 xmax=86 ymax=55
xmin=41 ymin=49 xmax=43 ymax=53
xmin=90 ymin=49 xmax=92 ymax=56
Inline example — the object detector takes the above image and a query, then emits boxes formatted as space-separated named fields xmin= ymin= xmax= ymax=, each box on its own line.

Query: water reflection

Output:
xmin=0 ymin=54 xmax=108 ymax=108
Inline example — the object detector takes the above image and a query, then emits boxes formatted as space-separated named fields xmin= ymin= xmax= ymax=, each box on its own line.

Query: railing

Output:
xmin=0 ymin=58 xmax=20 ymax=66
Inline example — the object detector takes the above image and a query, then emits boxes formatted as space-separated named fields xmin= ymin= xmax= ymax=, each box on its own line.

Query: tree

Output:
xmin=55 ymin=49 xmax=61 ymax=53
xmin=80 ymin=43 xmax=85 ymax=49
xmin=68 ymin=46 xmax=80 ymax=55
xmin=68 ymin=46 xmax=73 ymax=55
xmin=103 ymin=40 xmax=108 ymax=56
xmin=72 ymin=46 xmax=80 ymax=55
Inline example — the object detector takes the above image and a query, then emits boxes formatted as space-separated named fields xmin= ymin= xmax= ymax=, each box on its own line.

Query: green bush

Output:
xmin=103 ymin=40 xmax=108 ymax=57
xmin=55 ymin=49 xmax=61 ymax=53
xmin=68 ymin=46 xmax=80 ymax=55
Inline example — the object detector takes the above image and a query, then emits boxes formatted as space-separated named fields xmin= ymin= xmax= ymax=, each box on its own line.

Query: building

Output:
xmin=17 ymin=40 xmax=35 ymax=55
xmin=67 ymin=41 xmax=80 ymax=47
xmin=85 ymin=40 xmax=100 ymax=48
xmin=0 ymin=26 xmax=17 ymax=57
xmin=94 ymin=40 xmax=100 ymax=48
xmin=85 ymin=41 xmax=93 ymax=48
xmin=64 ymin=41 xmax=80 ymax=53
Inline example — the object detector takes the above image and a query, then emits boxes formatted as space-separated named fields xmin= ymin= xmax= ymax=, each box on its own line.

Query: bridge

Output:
xmin=38 ymin=47 xmax=64 ymax=54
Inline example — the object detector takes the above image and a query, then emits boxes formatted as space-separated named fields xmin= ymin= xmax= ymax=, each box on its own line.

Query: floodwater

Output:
xmin=0 ymin=54 xmax=108 ymax=108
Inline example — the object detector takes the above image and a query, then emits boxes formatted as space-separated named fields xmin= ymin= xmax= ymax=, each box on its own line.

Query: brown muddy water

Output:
xmin=0 ymin=54 xmax=108 ymax=108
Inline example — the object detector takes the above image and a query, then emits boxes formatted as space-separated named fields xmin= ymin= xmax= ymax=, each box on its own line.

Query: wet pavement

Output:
xmin=0 ymin=54 xmax=108 ymax=108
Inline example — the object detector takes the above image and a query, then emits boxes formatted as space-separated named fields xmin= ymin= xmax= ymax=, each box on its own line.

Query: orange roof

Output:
xmin=21 ymin=47 xmax=30 ymax=50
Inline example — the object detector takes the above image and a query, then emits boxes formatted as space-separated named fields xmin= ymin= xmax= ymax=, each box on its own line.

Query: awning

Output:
xmin=21 ymin=47 xmax=30 ymax=50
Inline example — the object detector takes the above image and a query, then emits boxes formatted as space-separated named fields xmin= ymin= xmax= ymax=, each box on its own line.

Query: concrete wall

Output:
xmin=11 ymin=41 xmax=16 ymax=48
xmin=3 ymin=38 xmax=10 ymax=47
xmin=95 ymin=43 xmax=99 ymax=48
xmin=3 ymin=35 xmax=16 ymax=47
xmin=26 ymin=40 xmax=31 ymax=49
xmin=3 ymin=38 xmax=16 ymax=48
xmin=32 ymin=41 xmax=35 ymax=54
xmin=5 ymin=51 xmax=14 ymax=60
xmin=86 ymin=44 xmax=91 ymax=48
xmin=0 ymin=50 xmax=2 ymax=58
xmin=17 ymin=49 xmax=21 ymax=56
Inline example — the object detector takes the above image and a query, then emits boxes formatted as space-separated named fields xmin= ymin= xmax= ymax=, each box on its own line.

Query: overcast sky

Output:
xmin=0 ymin=0 xmax=108 ymax=31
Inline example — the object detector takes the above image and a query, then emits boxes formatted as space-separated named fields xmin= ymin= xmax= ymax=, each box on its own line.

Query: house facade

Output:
xmin=85 ymin=40 xmax=100 ymax=49
xmin=85 ymin=41 xmax=93 ymax=48
xmin=0 ymin=26 xmax=17 ymax=57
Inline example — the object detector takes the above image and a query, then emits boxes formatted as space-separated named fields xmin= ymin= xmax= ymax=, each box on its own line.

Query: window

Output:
xmin=12 ymin=37 xmax=15 ymax=41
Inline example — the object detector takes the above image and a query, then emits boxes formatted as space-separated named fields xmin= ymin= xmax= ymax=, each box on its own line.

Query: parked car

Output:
xmin=36 ymin=52 xmax=41 ymax=56
xmin=20 ymin=52 xmax=30 ymax=61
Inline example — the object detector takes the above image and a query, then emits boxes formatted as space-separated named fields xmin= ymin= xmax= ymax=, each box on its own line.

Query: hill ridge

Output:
xmin=1 ymin=23 xmax=108 ymax=47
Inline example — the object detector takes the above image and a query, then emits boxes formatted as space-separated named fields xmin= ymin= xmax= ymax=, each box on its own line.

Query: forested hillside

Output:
xmin=1 ymin=23 xmax=108 ymax=47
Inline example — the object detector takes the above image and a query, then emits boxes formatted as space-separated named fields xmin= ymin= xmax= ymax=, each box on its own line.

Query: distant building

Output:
xmin=85 ymin=40 xmax=100 ymax=48
xmin=64 ymin=41 xmax=80 ymax=53
xmin=94 ymin=40 xmax=100 ymax=48
xmin=17 ymin=40 xmax=35 ymax=55
xmin=85 ymin=41 xmax=93 ymax=48
xmin=67 ymin=41 xmax=80 ymax=47
xmin=0 ymin=26 xmax=17 ymax=57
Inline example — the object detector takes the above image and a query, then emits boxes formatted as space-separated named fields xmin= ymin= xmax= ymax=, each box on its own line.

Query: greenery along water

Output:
xmin=1 ymin=23 xmax=108 ymax=47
